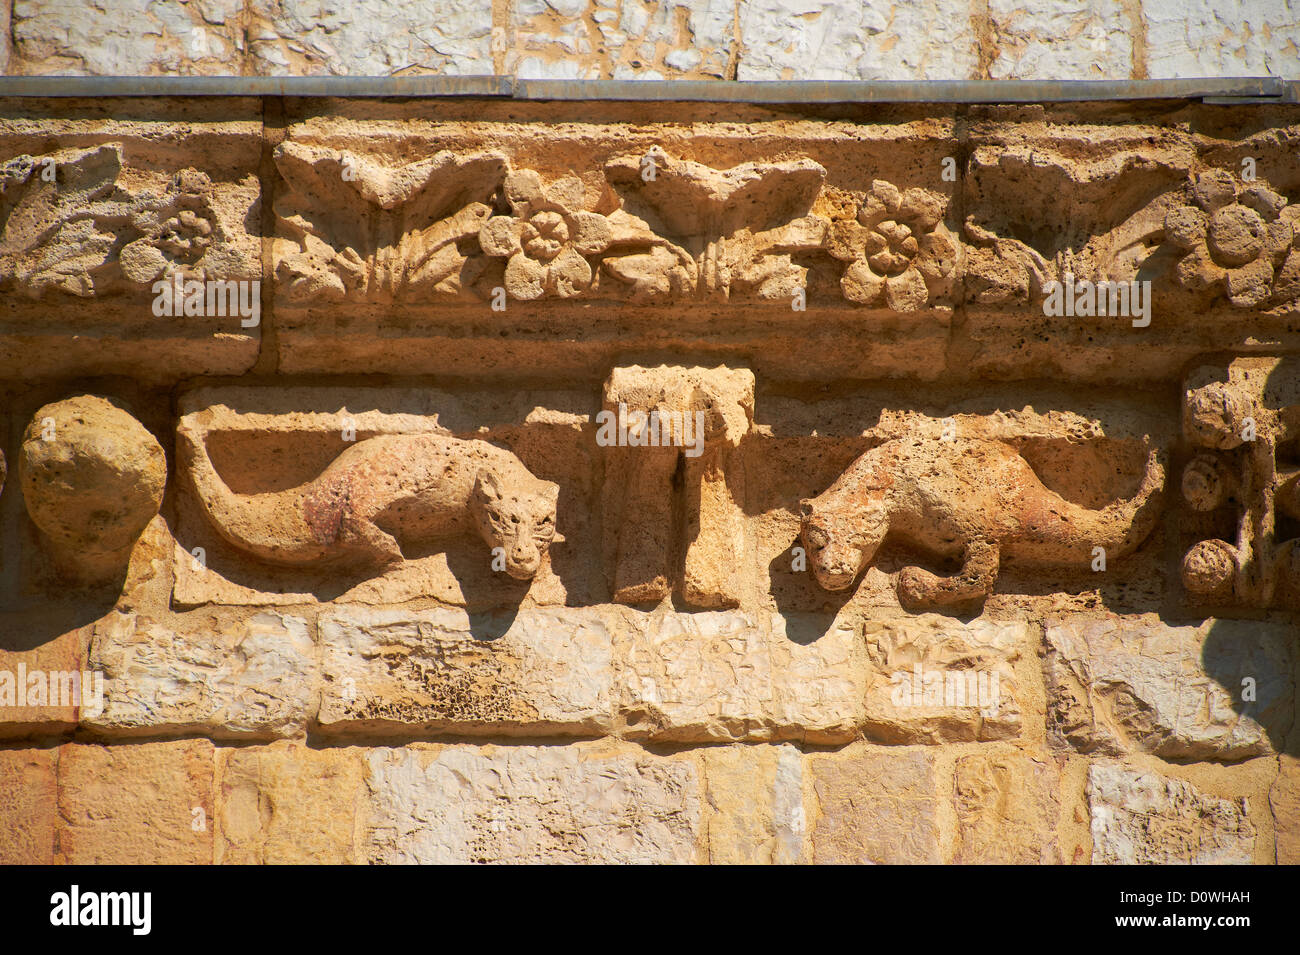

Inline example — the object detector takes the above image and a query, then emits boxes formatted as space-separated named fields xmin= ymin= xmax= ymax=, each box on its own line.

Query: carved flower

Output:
xmin=479 ymin=170 xmax=613 ymax=299
xmin=1164 ymin=169 xmax=1299 ymax=308
xmin=827 ymin=180 xmax=959 ymax=310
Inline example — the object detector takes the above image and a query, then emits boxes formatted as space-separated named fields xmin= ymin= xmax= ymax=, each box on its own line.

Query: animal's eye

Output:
xmin=540 ymin=515 xmax=552 ymax=524
xmin=511 ymin=515 xmax=519 ymax=524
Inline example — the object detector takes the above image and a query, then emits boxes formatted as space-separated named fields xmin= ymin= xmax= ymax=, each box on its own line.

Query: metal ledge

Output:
xmin=0 ymin=75 xmax=1293 ymax=103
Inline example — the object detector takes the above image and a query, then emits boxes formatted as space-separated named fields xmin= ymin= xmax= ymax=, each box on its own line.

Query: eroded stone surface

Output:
xmin=862 ymin=616 xmax=1026 ymax=743
xmin=1088 ymin=762 xmax=1255 ymax=864
xmin=318 ymin=606 xmax=614 ymax=734
xmin=0 ymin=748 xmax=56 ymax=864
xmin=365 ymin=744 xmax=702 ymax=864
xmin=217 ymin=743 xmax=364 ymax=864
xmin=1045 ymin=615 xmax=1294 ymax=760
xmin=619 ymin=610 xmax=864 ymax=743
xmin=1144 ymin=0 xmax=1300 ymax=78
xmin=810 ymin=748 xmax=942 ymax=864
xmin=57 ymin=740 xmax=215 ymax=864
xmin=249 ymin=0 xmax=493 ymax=75
xmin=737 ymin=0 xmax=978 ymax=80
xmin=954 ymin=751 xmax=1061 ymax=863
xmin=86 ymin=611 xmax=317 ymax=740
xmin=702 ymin=744 xmax=806 ymax=864
xmin=987 ymin=0 xmax=1134 ymax=79
xmin=1272 ymin=755 xmax=1300 ymax=864
xmin=13 ymin=0 xmax=245 ymax=75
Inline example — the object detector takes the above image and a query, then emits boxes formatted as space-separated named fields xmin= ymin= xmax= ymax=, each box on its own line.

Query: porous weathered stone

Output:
xmin=19 ymin=396 xmax=166 ymax=582
xmin=1088 ymin=761 xmax=1255 ymax=864
xmin=0 ymin=748 xmax=57 ymax=864
xmin=619 ymin=610 xmax=864 ymax=743
xmin=954 ymin=751 xmax=1061 ymax=863
xmin=249 ymin=0 xmax=493 ymax=76
xmin=809 ymin=748 xmax=942 ymax=864
xmin=86 ymin=611 xmax=317 ymax=740
xmin=702 ymin=744 xmax=806 ymax=864
xmin=217 ymin=743 xmax=365 ymax=864
xmin=1045 ymin=615 xmax=1294 ymax=760
xmin=12 ymin=0 xmax=245 ymax=75
xmin=737 ymin=0 xmax=978 ymax=80
xmin=56 ymin=740 xmax=215 ymax=864
xmin=862 ymin=615 xmax=1026 ymax=743
xmin=365 ymin=744 xmax=702 ymax=864
xmin=318 ymin=606 xmax=614 ymax=735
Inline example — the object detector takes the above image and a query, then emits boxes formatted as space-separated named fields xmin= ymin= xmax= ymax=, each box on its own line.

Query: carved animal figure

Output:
xmin=178 ymin=424 xmax=561 ymax=578
xmin=800 ymin=437 xmax=1165 ymax=609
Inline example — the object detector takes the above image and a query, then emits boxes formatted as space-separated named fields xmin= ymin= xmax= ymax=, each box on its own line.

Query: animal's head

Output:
xmin=471 ymin=469 xmax=562 ymax=580
xmin=799 ymin=494 xmax=887 ymax=592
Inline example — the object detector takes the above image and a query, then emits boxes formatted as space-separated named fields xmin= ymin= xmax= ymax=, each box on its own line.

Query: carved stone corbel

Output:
xmin=599 ymin=365 xmax=754 ymax=607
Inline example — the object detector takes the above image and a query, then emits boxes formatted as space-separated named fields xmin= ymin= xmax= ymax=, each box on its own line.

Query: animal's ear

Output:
xmin=799 ymin=499 xmax=814 ymax=519
xmin=475 ymin=469 xmax=504 ymax=502
xmin=543 ymin=481 xmax=560 ymax=502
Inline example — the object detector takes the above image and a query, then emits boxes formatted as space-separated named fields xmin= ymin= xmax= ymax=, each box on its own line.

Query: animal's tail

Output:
xmin=176 ymin=416 xmax=325 ymax=564
xmin=1063 ymin=441 xmax=1168 ymax=559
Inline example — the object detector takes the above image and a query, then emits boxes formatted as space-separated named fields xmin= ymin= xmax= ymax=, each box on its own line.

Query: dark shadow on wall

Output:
xmin=1200 ymin=617 xmax=1298 ymax=758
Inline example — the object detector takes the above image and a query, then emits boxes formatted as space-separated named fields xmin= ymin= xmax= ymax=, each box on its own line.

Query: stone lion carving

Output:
xmin=800 ymin=436 xmax=1166 ymax=609
xmin=178 ymin=424 xmax=561 ymax=578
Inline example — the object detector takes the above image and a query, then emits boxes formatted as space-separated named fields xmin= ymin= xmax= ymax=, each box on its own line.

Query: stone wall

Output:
xmin=1 ymin=92 xmax=1298 ymax=865
xmin=1 ymin=0 xmax=1297 ymax=81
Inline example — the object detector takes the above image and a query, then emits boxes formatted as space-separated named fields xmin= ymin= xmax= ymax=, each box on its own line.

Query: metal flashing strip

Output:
xmin=0 ymin=75 xmax=1293 ymax=103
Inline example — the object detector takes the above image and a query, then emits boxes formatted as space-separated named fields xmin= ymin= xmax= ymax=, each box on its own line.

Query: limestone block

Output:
xmin=364 ymin=744 xmax=702 ymax=864
xmin=809 ymin=748 xmax=942 ymax=864
xmin=702 ymin=744 xmax=806 ymax=864
xmin=56 ymin=740 xmax=215 ymax=864
xmin=12 ymin=0 xmax=245 ymax=75
xmin=249 ymin=0 xmax=493 ymax=76
xmin=619 ymin=610 xmax=865 ymax=743
xmin=1271 ymin=755 xmax=1300 ymax=864
xmin=0 ymin=626 xmax=86 ymax=738
xmin=862 ymin=615 xmax=1026 ymax=743
xmin=1144 ymin=0 xmax=1300 ymax=79
xmin=954 ymin=751 xmax=1061 ymax=864
xmin=1088 ymin=761 xmax=1255 ymax=864
xmin=508 ymin=0 xmax=735 ymax=80
xmin=737 ymin=0 xmax=978 ymax=81
xmin=0 ymin=748 xmax=57 ymax=864
xmin=86 ymin=611 xmax=317 ymax=740
xmin=987 ymin=0 xmax=1134 ymax=80
xmin=1045 ymin=615 xmax=1294 ymax=760
xmin=317 ymin=606 xmax=615 ymax=735
xmin=217 ymin=743 xmax=366 ymax=864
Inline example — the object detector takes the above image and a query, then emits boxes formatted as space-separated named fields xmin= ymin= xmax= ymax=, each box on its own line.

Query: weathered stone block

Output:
xmin=1272 ymin=754 xmax=1300 ymax=865
xmin=1045 ymin=615 xmax=1294 ymax=760
xmin=56 ymin=740 xmax=215 ymax=864
xmin=217 ymin=743 xmax=365 ymax=865
xmin=737 ymin=0 xmax=977 ymax=81
xmin=1088 ymin=761 xmax=1255 ymax=864
xmin=702 ymin=744 xmax=806 ymax=864
xmin=862 ymin=615 xmax=1026 ymax=743
xmin=318 ymin=607 xmax=614 ymax=735
xmin=619 ymin=610 xmax=865 ymax=743
xmin=954 ymin=751 xmax=1061 ymax=864
xmin=249 ymin=0 xmax=493 ymax=76
xmin=0 ymin=626 xmax=86 ymax=738
xmin=987 ymin=0 xmax=1134 ymax=79
xmin=13 ymin=0 xmax=245 ymax=75
xmin=0 ymin=747 xmax=57 ymax=864
xmin=365 ymin=743 xmax=702 ymax=864
xmin=1144 ymin=0 xmax=1300 ymax=79
xmin=86 ymin=611 xmax=317 ymax=740
xmin=508 ymin=0 xmax=735 ymax=80
xmin=809 ymin=748 xmax=942 ymax=864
